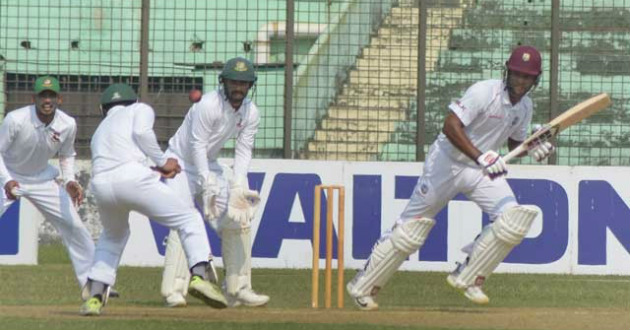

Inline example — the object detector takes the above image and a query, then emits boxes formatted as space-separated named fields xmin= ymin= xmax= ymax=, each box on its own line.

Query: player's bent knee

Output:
xmin=391 ymin=217 xmax=436 ymax=254
xmin=493 ymin=205 xmax=538 ymax=246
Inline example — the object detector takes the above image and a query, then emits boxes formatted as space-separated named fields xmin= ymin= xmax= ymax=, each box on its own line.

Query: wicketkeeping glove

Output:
xmin=202 ymin=174 xmax=220 ymax=220
xmin=477 ymin=150 xmax=508 ymax=180
xmin=227 ymin=183 xmax=261 ymax=226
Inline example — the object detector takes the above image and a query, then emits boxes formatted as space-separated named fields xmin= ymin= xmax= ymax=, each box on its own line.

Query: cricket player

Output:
xmin=0 ymin=76 xmax=94 ymax=289
xmin=347 ymin=46 xmax=555 ymax=310
xmin=160 ymin=57 xmax=269 ymax=308
xmin=80 ymin=83 xmax=227 ymax=316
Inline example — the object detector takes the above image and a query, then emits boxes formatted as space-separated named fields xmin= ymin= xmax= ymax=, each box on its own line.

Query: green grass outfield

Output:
xmin=0 ymin=243 xmax=628 ymax=330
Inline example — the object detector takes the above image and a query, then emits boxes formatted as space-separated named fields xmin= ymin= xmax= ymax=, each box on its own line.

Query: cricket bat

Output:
xmin=503 ymin=93 xmax=612 ymax=163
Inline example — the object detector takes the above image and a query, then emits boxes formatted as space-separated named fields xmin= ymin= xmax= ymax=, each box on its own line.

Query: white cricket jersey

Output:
xmin=168 ymin=90 xmax=260 ymax=184
xmin=91 ymin=103 xmax=168 ymax=176
xmin=434 ymin=79 xmax=532 ymax=165
xmin=0 ymin=105 xmax=77 ymax=185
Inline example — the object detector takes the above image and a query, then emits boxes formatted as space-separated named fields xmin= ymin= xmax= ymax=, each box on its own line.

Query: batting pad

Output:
xmin=222 ymin=226 xmax=252 ymax=295
xmin=452 ymin=205 xmax=538 ymax=288
xmin=348 ymin=218 xmax=435 ymax=297
xmin=161 ymin=230 xmax=191 ymax=299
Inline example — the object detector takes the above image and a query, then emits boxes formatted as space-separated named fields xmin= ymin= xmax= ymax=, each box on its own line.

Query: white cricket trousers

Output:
xmin=399 ymin=144 xmax=518 ymax=224
xmin=1 ymin=180 xmax=94 ymax=288
xmin=88 ymin=163 xmax=210 ymax=285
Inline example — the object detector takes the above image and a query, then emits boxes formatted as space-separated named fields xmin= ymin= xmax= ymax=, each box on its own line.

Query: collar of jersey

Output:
xmin=31 ymin=105 xmax=61 ymax=131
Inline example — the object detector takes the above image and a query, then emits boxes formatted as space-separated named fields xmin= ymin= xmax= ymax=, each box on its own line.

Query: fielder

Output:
xmin=161 ymin=57 xmax=269 ymax=308
xmin=80 ymin=84 xmax=227 ymax=316
xmin=347 ymin=46 xmax=555 ymax=310
xmin=0 ymin=76 xmax=94 ymax=289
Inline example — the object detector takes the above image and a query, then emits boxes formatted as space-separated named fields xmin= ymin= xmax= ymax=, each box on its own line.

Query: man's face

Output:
xmin=34 ymin=90 xmax=61 ymax=117
xmin=507 ymin=70 xmax=537 ymax=101
xmin=224 ymin=79 xmax=252 ymax=105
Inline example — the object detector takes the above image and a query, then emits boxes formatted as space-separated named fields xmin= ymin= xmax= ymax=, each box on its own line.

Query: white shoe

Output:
xmin=164 ymin=293 xmax=187 ymax=308
xmin=462 ymin=285 xmax=489 ymax=305
xmin=227 ymin=288 xmax=270 ymax=307
xmin=346 ymin=280 xmax=379 ymax=311
xmin=446 ymin=273 xmax=489 ymax=305
xmin=353 ymin=295 xmax=379 ymax=311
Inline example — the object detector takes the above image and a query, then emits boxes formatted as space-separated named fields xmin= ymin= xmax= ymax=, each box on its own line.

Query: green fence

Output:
xmin=0 ymin=0 xmax=628 ymax=165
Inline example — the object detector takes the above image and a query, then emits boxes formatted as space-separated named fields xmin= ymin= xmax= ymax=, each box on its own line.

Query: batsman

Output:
xmin=161 ymin=57 xmax=269 ymax=308
xmin=347 ymin=46 xmax=555 ymax=310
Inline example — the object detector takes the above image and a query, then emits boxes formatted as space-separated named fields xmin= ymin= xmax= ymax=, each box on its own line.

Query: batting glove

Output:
xmin=529 ymin=124 xmax=555 ymax=162
xmin=228 ymin=183 xmax=261 ymax=226
xmin=202 ymin=174 xmax=220 ymax=220
xmin=477 ymin=150 xmax=508 ymax=180
xmin=530 ymin=141 xmax=555 ymax=162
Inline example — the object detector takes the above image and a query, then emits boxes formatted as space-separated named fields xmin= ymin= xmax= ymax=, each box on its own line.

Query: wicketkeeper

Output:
xmin=347 ymin=46 xmax=555 ymax=310
xmin=80 ymin=84 xmax=227 ymax=316
xmin=161 ymin=57 xmax=269 ymax=308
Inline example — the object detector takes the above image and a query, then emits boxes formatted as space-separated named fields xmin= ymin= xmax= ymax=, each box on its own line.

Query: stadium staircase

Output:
xmin=302 ymin=0 xmax=469 ymax=161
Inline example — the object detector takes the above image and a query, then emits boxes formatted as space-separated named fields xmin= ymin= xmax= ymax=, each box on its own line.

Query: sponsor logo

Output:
xmin=50 ymin=130 xmax=60 ymax=143
xmin=234 ymin=61 xmax=248 ymax=72
xmin=420 ymin=183 xmax=429 ymax=195
xmin=522 ymin=53 xmax=531 ymax=62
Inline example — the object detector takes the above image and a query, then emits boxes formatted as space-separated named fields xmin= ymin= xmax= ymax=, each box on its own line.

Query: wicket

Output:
xmin=311 ymin=184 xmax=345 ymax=309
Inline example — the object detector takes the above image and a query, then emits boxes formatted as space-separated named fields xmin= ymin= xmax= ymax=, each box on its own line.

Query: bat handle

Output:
xmin=502 ymin=146 xmax=525 ymax=164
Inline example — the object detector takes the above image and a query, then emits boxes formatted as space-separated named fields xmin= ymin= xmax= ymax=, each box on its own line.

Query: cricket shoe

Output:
xmin=346 ymin=279 xmax=379 ymax=311
xmin=446 ymin=270 xmax=489 ymax=305
xmin=80 ymin=297 xmax=103 ymax=316
xmin=188 ymin=275 xmax=228 ymax=309
xmin=164 ymin=292 xmax=187 ymax=308
xmin=226 ymin=288 xmax=270 ymax=307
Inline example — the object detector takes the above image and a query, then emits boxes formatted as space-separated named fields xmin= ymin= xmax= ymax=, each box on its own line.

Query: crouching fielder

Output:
xmin=80 ymin=84 xmax=227 ymax=316
xmin=161 ymin=57 xmax=269 ymax=308
xmin=347 ymin=46 xmax=554 ymax=310
xmin=0 ymin=76 xmax=93 ymax=291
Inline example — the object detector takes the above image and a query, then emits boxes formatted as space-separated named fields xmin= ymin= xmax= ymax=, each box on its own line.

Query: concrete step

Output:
xmin=335 ymin=95 xmax=411 ymax=108
xmin=341 ymin=84 xmax=417 ymax=98
xmin=362 ymin=47 xmax=418 ymax=59
xmin=356 ymin=57 xmax=418 ymax=70
xmin=351 ymin=64 xmax=417 ymax=76
xmin=320 ymin=118 xmax=398 ymax=132
xmin=327 ymin=106 xmax=408 ymax=121
xmin=349 ymin=70 xmax=417 ymax=87
xmin=307 ymin=141 xmax=381 ymax=154
xmin=313 ymin=130 xmax=392 ymax=143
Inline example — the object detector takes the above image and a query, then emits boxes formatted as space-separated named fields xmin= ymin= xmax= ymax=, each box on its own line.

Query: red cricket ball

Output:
xmin=189 ymin=89 xmax=202 ymax=103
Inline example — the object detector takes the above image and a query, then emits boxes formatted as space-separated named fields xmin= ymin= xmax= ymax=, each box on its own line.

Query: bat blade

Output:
xmin=504 ymin=93 xmax=611 ymax=163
